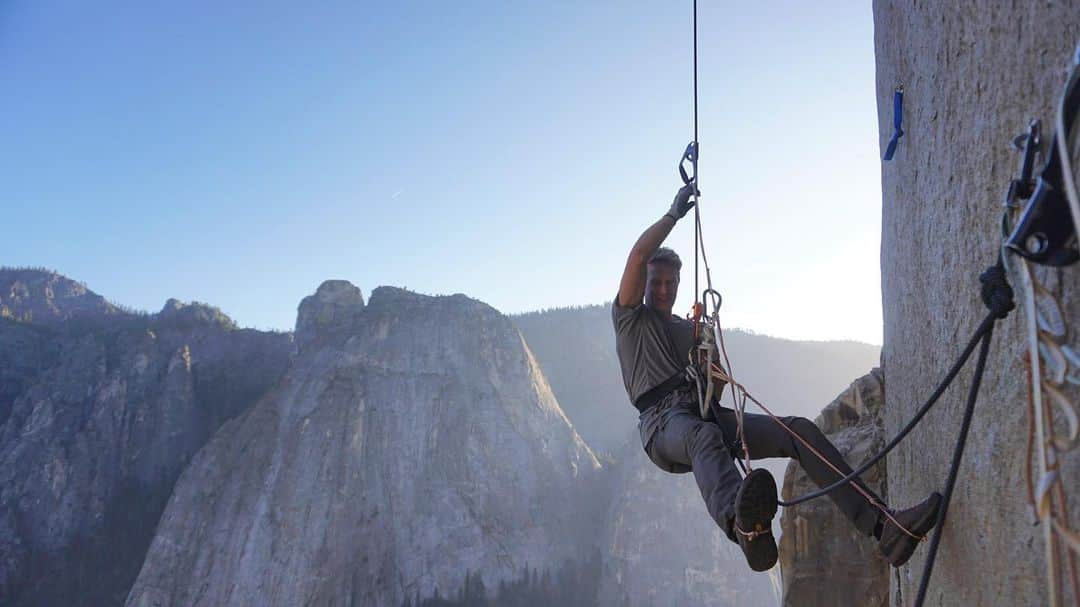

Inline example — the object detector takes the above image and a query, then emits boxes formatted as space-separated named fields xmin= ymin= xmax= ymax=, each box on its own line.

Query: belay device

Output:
xmin=1006 ymin=49 xmax=1080 ymax=267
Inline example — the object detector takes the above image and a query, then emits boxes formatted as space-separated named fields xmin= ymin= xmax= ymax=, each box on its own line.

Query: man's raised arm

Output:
xmin=616 ymin=183 xmax=698 ymax=307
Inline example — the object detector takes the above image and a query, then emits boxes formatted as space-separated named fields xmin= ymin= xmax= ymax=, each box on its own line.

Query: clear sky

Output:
xmin=2 ymin=1 xmax=884 ymax=344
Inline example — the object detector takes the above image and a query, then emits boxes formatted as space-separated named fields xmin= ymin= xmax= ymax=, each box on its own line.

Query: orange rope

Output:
xmin=708 ymin=361 xmax=923 ymax=541
xmin=712 ymin=318 xmax=750 ymax=466
xmin=1053 ymin=482 xmax=1080 ymax=606
xmin=1053 ymin=508 xmax=1066 ymax=606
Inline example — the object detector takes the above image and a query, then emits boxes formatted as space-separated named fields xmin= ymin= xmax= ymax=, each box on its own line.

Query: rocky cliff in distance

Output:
xmin=513 ymin=305 xmax=881 ymax=455
xmin=511 ymin=306 xmax=629 ymax=455
xmin=0 ymin=268 xmax=121 ymax=324
xmin=0 ymin=268 xmax=122 ymax=427
xmin=0 ymin=269 xmax=294 ymax=607
xmin=1 ymin=269 xmax=889 ymax=607
xmin=126 ymin=281 xmax=601 ymax=607
xmin=779 ymin=369 xmax=888 ymax=607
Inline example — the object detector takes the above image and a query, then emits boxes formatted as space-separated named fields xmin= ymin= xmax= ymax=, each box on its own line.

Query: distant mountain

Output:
xmin=512 ymin=303 xmax=881 ymax=455
xmin=126 ymin=282 xmax=601 ymax=607
xmin=0 ymin=267 xmax=121 ymax=324
xmin=2 ymin=270 xmax=882 ymax=607
xmin=511 ymin=305 xmax=628 ymax=455
xmin=0 ymin=269 xmax=294 ymax=607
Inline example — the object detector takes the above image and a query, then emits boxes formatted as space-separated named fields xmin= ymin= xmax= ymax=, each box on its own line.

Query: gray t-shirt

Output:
xmin=612 ymin=293 xmax=696 ymax=406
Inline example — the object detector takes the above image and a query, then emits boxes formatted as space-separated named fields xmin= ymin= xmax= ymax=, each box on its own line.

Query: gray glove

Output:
xmin=666 ymin=183 xmax=699 ymax=222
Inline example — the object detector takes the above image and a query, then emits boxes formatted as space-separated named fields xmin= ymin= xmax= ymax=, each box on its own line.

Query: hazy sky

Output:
xmin=3 ymin=1 xmax=884 ymax=343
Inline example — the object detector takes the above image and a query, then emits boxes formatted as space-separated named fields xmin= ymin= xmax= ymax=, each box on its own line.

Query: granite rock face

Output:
xmin=779 ymin=369 xmax=888 ymax=607
xmin=294 ymin=279 xmax=365 ymax=352
xmin=511 ymin=306 xmax=629 ymax=455
xmin=0 ymin=318 xmax=59 ymax=427
xmin=126 ymin=283 xmax=600 ymax=607
xmin=874 ymin=3 xmax=1080 ymax=605
xmin=0 ymin=270 xmax=294 ymax=607
xmin=0 ymin=268 xmax=119 ymax=323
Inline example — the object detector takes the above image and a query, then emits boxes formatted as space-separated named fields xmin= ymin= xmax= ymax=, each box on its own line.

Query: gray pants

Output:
xmin=639 ymin=390 xmax=881 ymax=541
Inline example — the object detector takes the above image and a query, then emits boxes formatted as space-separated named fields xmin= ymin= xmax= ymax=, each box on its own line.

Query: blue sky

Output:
xmin=3 ymin=1 xmax=884 ymax=343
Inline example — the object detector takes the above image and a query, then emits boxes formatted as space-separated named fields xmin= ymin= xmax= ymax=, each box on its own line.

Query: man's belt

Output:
xmin=633 ymin=373 xmax=691 ymax=413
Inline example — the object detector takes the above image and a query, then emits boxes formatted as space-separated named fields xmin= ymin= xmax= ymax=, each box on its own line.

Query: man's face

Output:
xmin=644 ymin=263 xmax=680 ymax=316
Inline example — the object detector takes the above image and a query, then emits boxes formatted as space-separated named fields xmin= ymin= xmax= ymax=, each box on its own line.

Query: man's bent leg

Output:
xmin=716 ymin=409 xmax=881 ymax=537
xmin=647 ymin=403 xmax=744 ymax=538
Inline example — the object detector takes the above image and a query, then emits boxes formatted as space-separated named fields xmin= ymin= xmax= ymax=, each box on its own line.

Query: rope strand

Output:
xmin=778 ymin=312 xmax=996 ymax=506
xmin=691 ymin=0 xmax=699 ymax=317
xmin=709 ymin=363 xmax=922 ymax=540
xmin=914 ymin=329 xmax=995 ymax=607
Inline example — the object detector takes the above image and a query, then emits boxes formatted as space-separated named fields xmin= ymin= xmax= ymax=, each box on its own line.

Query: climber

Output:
xmin=612 ymin=182 xmax=943 ymax=572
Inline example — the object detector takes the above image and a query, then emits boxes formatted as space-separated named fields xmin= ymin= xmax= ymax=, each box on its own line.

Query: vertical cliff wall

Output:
xmin=0 ymin=271 xmax=294 ymax=607
xmin=873 ymin=3 xmax=1079 ymax=605
xmin=780 ymin=369 xmax=888 ymax=607
xmin=125 ymin=283 xmax=600 ymax=607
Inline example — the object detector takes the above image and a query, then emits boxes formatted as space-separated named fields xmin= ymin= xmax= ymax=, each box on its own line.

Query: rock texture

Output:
xmin=294 ymin=280 xmax=365 ymax=352
xmin=874 ymin=3 xmax=1080 ymax=605
xmin=0 ymin=268 xmax=120 ymax=323
xmin=779 ymin=369 xmax=888 ymax=607
xmin=0 ymin=318 xmax=58 ymax=427
xmin=512 ymin=306 xmax=629 ymax=455
xmin=0 ymin=270 xmax=294 ymax=607
xmin=125 ymin=283 xmax=600 ymax=607
xmin=0 ymin=271 xmax=891 ymax=606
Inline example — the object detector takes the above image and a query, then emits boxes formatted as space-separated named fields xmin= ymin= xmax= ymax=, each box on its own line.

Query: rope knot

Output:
xmin=979 ymin=263 xmax=1015 ymax=319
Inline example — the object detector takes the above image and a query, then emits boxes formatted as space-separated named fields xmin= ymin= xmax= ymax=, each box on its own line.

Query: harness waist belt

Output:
xmin=634 ymin=373 xmax=690 ymax=413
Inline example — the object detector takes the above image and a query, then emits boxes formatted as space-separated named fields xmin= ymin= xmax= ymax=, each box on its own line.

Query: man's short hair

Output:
xmin=648 ymin=247 xmax=682 ymax=272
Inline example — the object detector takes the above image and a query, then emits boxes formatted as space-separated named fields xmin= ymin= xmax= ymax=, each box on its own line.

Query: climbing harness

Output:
xmin=1003 ymin=46 xmax=1080 ymax=607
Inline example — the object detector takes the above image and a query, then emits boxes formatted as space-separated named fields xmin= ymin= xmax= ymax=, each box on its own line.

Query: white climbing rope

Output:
xmin=1012 ymin=254 xmax=1063 ymax=607
xmin=1008 ymin=51 xmax=1080 ymax=604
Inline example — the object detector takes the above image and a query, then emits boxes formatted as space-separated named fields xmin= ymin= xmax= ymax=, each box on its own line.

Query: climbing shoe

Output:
xmin=733 ymin=468 xmax=778 ymax=572
xmin=878 ymin=492 xmax=943 ymax=568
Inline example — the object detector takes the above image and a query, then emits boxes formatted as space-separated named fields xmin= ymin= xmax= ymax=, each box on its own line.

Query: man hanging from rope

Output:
xmin=613 ymin=182 xmax=943 ymax=571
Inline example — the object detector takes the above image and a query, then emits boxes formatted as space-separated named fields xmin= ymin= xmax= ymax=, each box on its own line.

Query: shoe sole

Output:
xmin=735 ymin=468 xmax=778 ymax=572
xmin=882 ymin=492 xmax=943 ymax=568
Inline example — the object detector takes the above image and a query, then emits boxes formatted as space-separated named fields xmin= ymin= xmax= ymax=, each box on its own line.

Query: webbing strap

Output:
xmin=634 ymin=373 xmax=690 ymax=413
xmin=883 ymin=85 xmax=904 ymax=161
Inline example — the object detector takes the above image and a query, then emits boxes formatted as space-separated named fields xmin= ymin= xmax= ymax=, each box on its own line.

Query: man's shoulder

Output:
xmin=611 ymin=289 xmax=641 ymax=310
xmin=612 ymin=294 xmax=651 ymax=333
xmin=611 ymin=292 xmax=642 ymax=317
